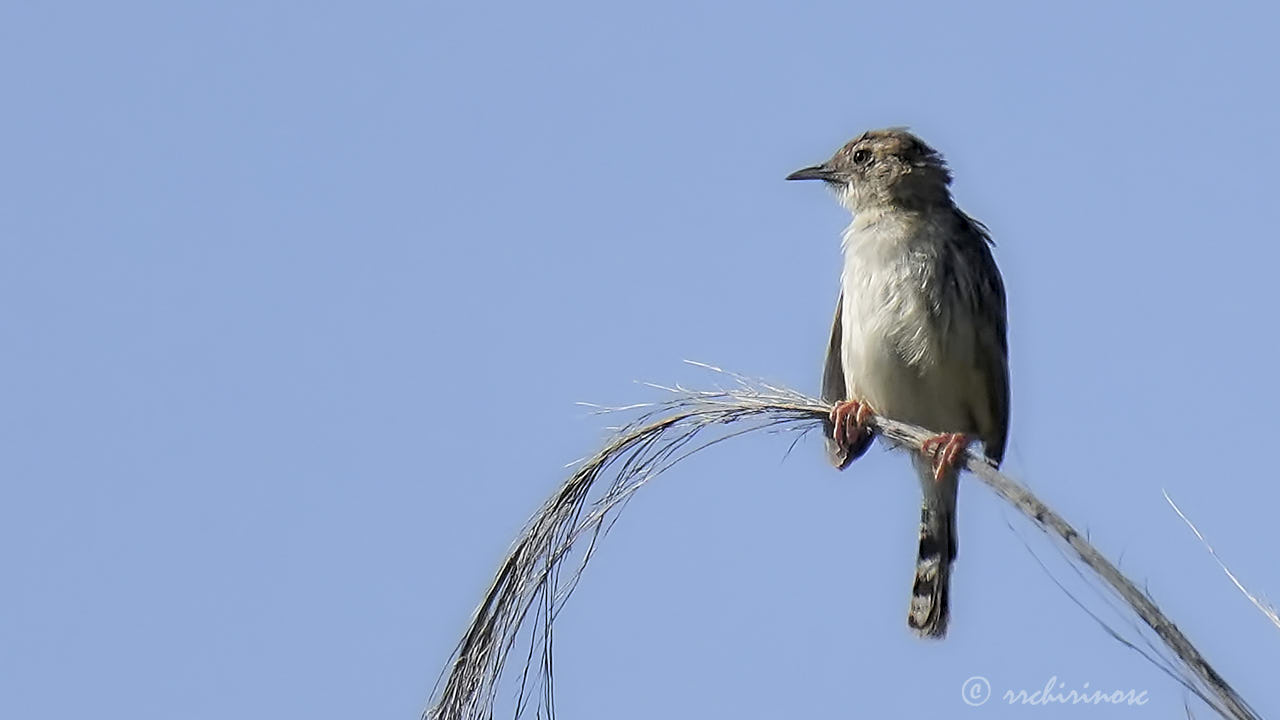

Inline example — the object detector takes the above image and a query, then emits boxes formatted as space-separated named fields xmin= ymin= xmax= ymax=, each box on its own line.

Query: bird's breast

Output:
xmin=838 ymin=224 xmax=971 ymax=429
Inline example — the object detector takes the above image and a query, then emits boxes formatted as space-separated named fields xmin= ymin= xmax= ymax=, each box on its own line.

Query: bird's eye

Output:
xmin=852 ymin=149 xmax=871 ymax=164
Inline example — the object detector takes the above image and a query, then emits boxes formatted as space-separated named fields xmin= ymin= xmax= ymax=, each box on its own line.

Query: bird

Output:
xmin=787 ymin=128 xmax=1010 ymax=638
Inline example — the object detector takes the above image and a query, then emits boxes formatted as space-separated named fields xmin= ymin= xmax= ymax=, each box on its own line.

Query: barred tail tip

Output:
xmin=908 ymin=509 xmax=953 ymax=639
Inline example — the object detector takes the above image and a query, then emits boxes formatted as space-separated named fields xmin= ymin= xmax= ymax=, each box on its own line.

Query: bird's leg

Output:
xmin=920 ymin=433 xmax=971 ymax=482
xmin=830 ymin=399 xmax=875 ymax=447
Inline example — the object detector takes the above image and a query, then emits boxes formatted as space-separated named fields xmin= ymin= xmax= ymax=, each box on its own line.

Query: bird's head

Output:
xmin=787 ymin=128 xmax=952 ymax=213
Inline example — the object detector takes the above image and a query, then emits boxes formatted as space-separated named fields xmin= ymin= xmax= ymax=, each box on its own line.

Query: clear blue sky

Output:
xmin=4 ymin=2 xmax=1278 ymax=718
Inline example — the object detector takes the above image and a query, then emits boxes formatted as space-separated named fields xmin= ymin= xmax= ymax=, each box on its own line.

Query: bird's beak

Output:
xmin=786 ymin=163 xmax=838 ymax=182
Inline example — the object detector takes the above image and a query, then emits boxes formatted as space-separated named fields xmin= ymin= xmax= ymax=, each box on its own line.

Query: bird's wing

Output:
xmin=822 ymin=292 xmax=847 ymax=407
xmin=977 ymin=307 xmax=1010 ymax=465
xmin=822 ymin=293 xmax=868 ymax=469
xmin=962 ymin=213 xmax=1011 ymax=465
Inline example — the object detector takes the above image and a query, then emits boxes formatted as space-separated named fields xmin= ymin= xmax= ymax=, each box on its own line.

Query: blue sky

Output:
xmin=4 ymin=1 xmax=1279 ymax=718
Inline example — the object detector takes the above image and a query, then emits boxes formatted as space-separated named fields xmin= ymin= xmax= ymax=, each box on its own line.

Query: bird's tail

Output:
xmin=907 ymin=456 xmax=958 ymax=639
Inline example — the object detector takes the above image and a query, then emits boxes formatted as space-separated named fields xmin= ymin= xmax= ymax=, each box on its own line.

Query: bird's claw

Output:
xmin=830 ymin=399 xmax=875 ymax=449
xmin=920 ymin=433 xmax=971 ymax=482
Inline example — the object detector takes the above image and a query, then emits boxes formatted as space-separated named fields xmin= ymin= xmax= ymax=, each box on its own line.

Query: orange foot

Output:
xmin=920 ymin=433 xmax=971 ymax=482
xmin=830 ymin=399 xmax=875 ymax=447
